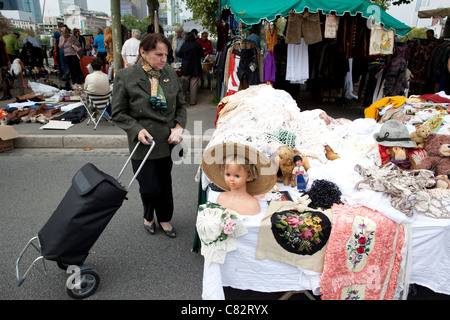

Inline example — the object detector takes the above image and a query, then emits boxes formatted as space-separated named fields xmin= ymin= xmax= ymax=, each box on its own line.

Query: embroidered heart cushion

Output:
xmin=270 ymin=209 xmax=331 ymax=255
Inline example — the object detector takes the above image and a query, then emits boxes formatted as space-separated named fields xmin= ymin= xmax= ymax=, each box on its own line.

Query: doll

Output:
xmin=374 ymin=120 xmax=418 ymax=170
xmin=216 ymin=154 xmax=261 ymax=215
xmin=292 ymin=155 xmax=309 ymax=190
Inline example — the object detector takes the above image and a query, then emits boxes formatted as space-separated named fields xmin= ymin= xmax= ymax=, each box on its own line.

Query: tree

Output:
xmin=369 ymin=0 xmax=413 ymax=11
xmin=147 ymin=0 xmax=159 ymax=25
xmin=185 ymin=0 xmax=219 ymax=36
xmin=122 ymin=14 xmax=149 ymax=35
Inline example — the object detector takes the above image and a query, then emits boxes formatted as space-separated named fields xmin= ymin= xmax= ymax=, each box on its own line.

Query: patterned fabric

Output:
xmin=355 ymin=162 xmax=450 ymax=219
xmin=265 ymin=24 xmax=277 ymax=52
xmin=320 ymin=204 xmax=405 ymax=300
xmin=196 ymin=202 xmax=247 ymax=266
xmin=141 ymin=60 xmax=167 ymax=111
xmin=256 ymin=200 xmax=332 ymax=273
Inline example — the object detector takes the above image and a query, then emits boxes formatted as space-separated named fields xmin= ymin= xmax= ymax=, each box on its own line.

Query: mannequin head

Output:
xmin=222 ymin=155 xmax=258 ymax=192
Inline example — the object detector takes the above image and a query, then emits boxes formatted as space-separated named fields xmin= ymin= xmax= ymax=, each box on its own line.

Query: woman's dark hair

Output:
xmin=185 ymin=32 xmax=195 ymax=42
xmin=140 ymin=32 xmax=170 ymax=53
xmin=90 ymin=57 xmax=103 ymax=71
xmin=147 ymin=23 xmax=164 ymax=35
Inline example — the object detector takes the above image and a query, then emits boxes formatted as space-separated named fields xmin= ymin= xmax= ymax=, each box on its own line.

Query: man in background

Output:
xmin=93 ymin=28 xmax=107 ymax=65
xmin=196 ymin=31 xmax=213 ymax=88
xmin=3 ymin=31 xmax=19 ymax=62
xmin=121 ymin=29 xmax=141 ymax=67
xmin=171 ymin=27 xmax=184 ymax=63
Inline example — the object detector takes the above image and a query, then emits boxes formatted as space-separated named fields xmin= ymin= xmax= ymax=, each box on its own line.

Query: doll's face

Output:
xmin=387 ymin=146 xmax=407 ymax=161
xmin=224 ymin=162 xmax=250 ymax=191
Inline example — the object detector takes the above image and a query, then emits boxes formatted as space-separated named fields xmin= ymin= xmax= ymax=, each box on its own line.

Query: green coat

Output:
xmin=112 ymin=62 xmax=187 ymax=160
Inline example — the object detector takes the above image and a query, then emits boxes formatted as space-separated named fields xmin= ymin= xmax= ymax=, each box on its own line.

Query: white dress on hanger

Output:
xmin=286 ymin=38 xmax=309 ymax=84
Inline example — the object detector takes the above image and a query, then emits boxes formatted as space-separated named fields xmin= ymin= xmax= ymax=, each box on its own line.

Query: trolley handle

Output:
xmin=117 ymin=138 xmax=155 ymax=191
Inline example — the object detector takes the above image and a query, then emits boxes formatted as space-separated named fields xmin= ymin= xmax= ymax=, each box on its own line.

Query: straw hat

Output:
xmin=373 ymin=120 xmax=416 ymax=148
xmin=201 ymin=142 xmax=277 ymax=195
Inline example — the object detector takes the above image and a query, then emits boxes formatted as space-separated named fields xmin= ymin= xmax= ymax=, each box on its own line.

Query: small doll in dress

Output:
xmin=292 ymin=155 xmax=309 ymax=190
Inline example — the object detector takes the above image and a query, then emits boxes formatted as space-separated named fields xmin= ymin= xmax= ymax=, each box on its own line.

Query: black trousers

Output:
xmin=64 ymin=55 xmax=83 ymax=84
xmin=131 ymin=156 xmax=174 ymax=223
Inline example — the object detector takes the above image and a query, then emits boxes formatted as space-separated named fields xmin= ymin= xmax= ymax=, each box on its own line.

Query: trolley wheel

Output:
xmin=66 ymin=269 xmax=100 ymax=299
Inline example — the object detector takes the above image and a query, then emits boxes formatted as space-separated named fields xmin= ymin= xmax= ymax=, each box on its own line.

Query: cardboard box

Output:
xmin=0 ymin=125 xmax=20 ymax=152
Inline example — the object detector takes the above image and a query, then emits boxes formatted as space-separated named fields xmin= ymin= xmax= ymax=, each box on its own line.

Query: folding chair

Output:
xmin=80 ymin=89 xmax=113 ymax=130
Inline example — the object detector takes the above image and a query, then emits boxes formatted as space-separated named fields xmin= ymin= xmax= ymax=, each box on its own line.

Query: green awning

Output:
xmin=221 ymin=0 xmax=411 ymax=36
xmin=418 ymin=7 xmax=450 ymax=18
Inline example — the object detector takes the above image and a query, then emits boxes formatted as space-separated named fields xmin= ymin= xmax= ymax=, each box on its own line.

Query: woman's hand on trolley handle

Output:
xmin=138 ymin=129 xmax=154 ymax=145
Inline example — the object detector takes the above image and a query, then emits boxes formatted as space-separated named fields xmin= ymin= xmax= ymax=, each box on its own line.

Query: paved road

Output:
xmin=2 ymin=148 xmax=449 ymax=302
xmin=1 ymin=148 xmax=204 ymax=300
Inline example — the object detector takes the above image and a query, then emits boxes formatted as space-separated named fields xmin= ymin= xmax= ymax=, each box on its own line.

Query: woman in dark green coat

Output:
xmin=112 ymin=33 xmax=187 ymax=238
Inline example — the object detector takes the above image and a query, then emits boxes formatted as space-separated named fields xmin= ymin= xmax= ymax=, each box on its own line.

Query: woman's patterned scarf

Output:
xmin=141 ymin=59 xmax=167 ymax=111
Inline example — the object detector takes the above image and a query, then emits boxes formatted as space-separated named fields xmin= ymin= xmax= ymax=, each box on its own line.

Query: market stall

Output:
xmin=195 ymin=82 xmax=450 ymax=300
xmin=215 ymin=0 xmax=412 ymax=103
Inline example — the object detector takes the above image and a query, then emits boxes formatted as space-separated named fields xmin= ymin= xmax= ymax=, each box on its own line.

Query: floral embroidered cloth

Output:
xmin=256 ymin=200 xmax=332 ymax=273
xmin=319 ymin=204 xmax=404 ymax=300
xmin=196 ymin=202 xmax=247 ymax=266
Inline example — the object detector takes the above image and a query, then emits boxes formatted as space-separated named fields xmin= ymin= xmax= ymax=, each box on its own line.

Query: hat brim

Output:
xmin=201 ymin=142 xmax=277 ymax=195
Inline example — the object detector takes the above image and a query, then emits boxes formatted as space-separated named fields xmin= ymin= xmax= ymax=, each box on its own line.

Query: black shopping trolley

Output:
xmin=15 ymin=139 xmax=155 ymax=299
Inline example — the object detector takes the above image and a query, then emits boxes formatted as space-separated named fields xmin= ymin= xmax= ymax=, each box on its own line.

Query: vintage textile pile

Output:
xmin=355 ymin=163 xmax=450 ymax=219
xmin=211 ymin=84 xmax=334 ymax=164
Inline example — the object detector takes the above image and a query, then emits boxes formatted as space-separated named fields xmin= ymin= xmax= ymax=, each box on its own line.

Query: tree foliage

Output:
xmin=185 ymin=0 xmax=219 ymax=36
xmin=122 ymin=14 xmax=150 ymax=34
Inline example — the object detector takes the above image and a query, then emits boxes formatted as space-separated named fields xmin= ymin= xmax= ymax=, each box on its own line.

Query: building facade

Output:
xmin=63 ymin=7 xmax=110 ymax=32
xmin=58 ymin=0 xmax=88 ymax=15
xmin=1 ymin=0 xmax=41 ymax=22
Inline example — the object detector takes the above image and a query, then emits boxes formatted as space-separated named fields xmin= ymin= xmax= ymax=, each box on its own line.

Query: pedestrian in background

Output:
xmin=121 ymin=29 xmax=141 ymax=68
xmin=196 ymin=31 xmax=213 ymax=88
xmin=53 ymin=23 xmax=66 ymax=77
xmin=171 ymin=27 xmax=184 ymax=62
xmin=93 ymin=28 xmax=107 ymax=65
xmin=112 ymin=33 xmax=187 ymax=238
xmin=73 ymin=28 xmax=86 ymax=57
xmin=3 ymin=31 xmax=19 ymax=62
xmin=178 ymin=32 xmax=203 ymax=106
xmin=59 ymin=26 xmax=83 ymax=88
xmin=0 ymin=37 xmax=12 ymax=100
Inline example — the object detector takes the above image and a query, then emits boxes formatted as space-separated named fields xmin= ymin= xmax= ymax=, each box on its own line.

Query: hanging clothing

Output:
xmin=285 ymin=11 xmax=322 ymax=45
xmin=265 ymin=24 xmax=277 ymax=52
xmin=263 ymin=51 xmax=276 ymax=84
xmin=324 ymin=14 xmax=339 ymax=39
xmin=286 ymin=39 xmax=309 ymax=84
xmin=263 ymin=24 xmax=277 ymax=84
xmin=225 ymin=42 xmax=261 ymax=96
xmin=338 ymin=13 xmax=370 ymax=59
